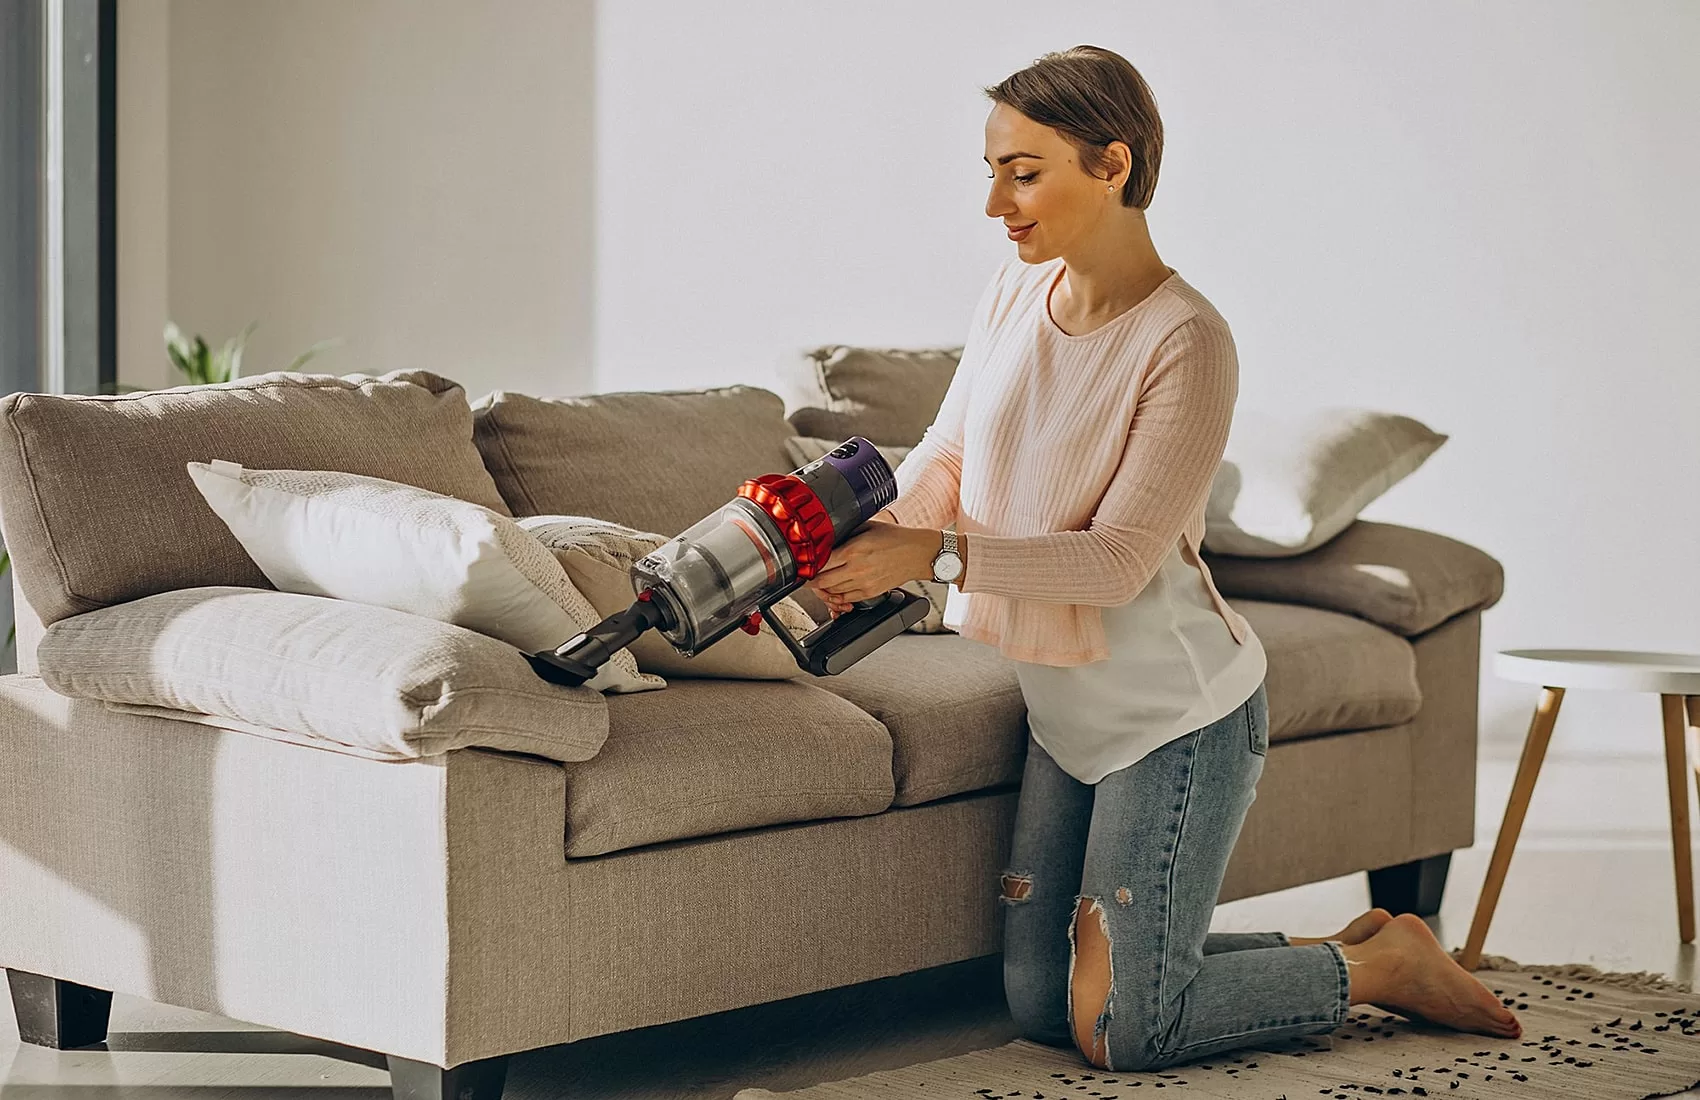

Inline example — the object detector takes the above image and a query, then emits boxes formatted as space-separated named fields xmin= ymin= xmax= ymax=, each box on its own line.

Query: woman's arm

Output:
xmin=958 ymin=318 xmax=1235 ymax=606
xmin=882 ymin=432 xmax=965 ymax=530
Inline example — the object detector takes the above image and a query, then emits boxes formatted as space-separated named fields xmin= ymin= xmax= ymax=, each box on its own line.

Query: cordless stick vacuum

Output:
xmin=526 ymin=437 xmax=932 ymax=687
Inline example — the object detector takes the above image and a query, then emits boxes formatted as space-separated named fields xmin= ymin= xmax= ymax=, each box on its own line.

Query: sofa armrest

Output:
xmin=1201 ymin=521 xmax=1504 ymax=637
xmin=36 ymin=586 xmax=609 ymax=762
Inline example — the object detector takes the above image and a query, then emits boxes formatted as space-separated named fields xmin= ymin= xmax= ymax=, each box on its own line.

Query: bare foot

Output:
xmin=1289 ymin=907 xmax=1394 ymax=947
xmin=1344 ymin=914 xmax=1521 ymax=1039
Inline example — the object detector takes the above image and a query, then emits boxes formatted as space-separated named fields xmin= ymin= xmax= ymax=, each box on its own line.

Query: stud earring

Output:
xmin=1106 ymin=184 xmax=1116 ymax=192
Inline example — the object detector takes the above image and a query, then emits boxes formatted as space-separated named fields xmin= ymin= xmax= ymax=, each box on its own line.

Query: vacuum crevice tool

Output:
xmin=526 ymin=591 xmax=674 ymax=687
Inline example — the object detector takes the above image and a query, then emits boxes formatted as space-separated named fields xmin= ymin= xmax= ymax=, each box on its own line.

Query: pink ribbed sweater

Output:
xmin=885 ymin=258 xmax=1251 ymax=666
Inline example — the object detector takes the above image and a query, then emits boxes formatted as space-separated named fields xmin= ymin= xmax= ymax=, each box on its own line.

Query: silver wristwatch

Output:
xmin=931 ymin=530 xmax=963 ymax=584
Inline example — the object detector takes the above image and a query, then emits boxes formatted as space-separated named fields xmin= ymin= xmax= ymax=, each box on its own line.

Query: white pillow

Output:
xmin=1203 ymin=408 xmax=1447 ymax=558
xmin=185 ymin=460 xmax=665 ymax=694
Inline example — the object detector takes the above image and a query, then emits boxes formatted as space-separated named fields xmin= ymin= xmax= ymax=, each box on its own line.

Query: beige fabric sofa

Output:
xmin=0 ymin=366 xmax=1503 ymax=1100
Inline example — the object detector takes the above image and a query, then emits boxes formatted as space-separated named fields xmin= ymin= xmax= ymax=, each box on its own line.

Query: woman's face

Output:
xmin=983 ymin=102 xmax=1121 ymax=263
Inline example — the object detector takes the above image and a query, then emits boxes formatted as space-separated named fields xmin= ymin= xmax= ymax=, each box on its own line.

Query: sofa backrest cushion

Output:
xmin=470 ymin=385 xmax=799 ymax=536
xmin=1203 ymin=520 xmax=1505 ymax=637
xmin=778 ymin=345 xmax=961 ymax=446
xmin=0 ymin=369 xmax=508 ymax=627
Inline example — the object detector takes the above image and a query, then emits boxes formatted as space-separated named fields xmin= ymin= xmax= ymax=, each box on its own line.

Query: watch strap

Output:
xmin=931 ymin=529 xmax=961 ymax=583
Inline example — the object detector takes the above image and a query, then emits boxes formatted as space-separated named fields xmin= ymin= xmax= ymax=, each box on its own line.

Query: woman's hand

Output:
xmin=806 ymin=520 xmax=938 ymax=616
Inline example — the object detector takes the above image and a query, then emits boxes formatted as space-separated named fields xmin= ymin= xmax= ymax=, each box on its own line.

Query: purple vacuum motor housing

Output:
xmin=788 ymin=436 xmax=899 ymax=546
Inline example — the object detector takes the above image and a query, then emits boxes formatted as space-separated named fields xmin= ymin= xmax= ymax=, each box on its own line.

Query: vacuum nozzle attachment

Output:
xmin=527 ymin=591 xmax=674 ymax=687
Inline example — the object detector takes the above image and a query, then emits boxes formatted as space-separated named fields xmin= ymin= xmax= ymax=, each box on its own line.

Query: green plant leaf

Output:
xmin=283 ymin=336 xmax=343 ymax=374
xmin=163 ymin=319 xmax=335 ymax=386
xmin=165 ymin=320 xmax=217 ymax=384
xmin=191 ymin=335 xmax=211 ymax=385
xmin=164 ymin=322 xmax=195 ymax=379
xmin=215 ymin=336 xmax=240 ymax=384
xmin=228 ymin=320 xmax=258 ymax=380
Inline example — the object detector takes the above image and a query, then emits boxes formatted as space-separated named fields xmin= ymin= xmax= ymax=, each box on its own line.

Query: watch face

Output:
xmin=934 ymin=552 xmax=963 ymax=583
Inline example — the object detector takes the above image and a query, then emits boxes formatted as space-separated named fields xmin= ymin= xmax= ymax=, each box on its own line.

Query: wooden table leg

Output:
xmin=1461 ymin=686 xmax=1564 ymax=971
xmin=1690 ymin=695 xmax=1700 ymax=768
xmin=1668 ymin=694 xmax=1698 ymax=943
xmin=1691 ymin=697 xmax=1700 ymax=855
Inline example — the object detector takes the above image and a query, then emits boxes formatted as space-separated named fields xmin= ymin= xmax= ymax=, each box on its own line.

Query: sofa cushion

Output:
xmin=810 ymin=602 xmax=1420 ymax=809
xmin=1204 ymin=521 xmax=1504 ymax=637
xmin=34 ymin=587 xmax=610 ymax=762
xmin=779 ymin=346 xmax=963 ymax=447
xmin=562 ymin=678 xmax=894 ymax=857
xmin=0 ymin=369 xmax=508 ymax=627
xmin=186 ymin=462 xmax=663 ymax=695
xmin=1232 ymin=599 xmax=1423 ymax=742
xmin=471 ymin=386 xmax=799 ymax=537
xmin=810 ymin=633 xmax=1028 ymax=807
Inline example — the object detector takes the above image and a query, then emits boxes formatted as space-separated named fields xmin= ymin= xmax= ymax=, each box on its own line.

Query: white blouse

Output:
xmin=948 ymin=537 xmax=1267 ymax=785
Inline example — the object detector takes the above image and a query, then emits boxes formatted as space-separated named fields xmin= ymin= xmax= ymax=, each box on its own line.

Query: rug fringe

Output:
xmin=1457 ymin=950 xmax=1693 ymax=994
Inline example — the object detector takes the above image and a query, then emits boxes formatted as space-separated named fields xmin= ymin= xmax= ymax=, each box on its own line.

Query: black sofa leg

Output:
xmin=1368 ymin=852 xmax=1453 ymax=918
xmin=5 ymin=969 xmax=114 ymax=1050
xmin=388 ymin=1053 xmax=511 ymax=1100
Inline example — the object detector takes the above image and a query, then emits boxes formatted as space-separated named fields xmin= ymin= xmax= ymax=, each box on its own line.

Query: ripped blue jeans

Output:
xmin=1000 ymin=682 xmax=1349 ymax=1071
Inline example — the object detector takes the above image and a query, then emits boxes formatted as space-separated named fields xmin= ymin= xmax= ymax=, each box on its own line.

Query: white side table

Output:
xmin=1461 ymin=649 xmax=1700 ymax=970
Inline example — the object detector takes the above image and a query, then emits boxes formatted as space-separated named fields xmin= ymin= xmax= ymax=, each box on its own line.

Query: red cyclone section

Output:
xmin=736 ymin=474 xmax=836 ymax=581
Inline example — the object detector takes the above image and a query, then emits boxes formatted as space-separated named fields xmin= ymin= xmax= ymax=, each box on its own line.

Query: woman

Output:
xmin=806 ymin=45 xmax=1521 ymax=1073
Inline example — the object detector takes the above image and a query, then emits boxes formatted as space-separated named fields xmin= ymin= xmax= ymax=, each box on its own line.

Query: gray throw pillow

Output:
xmin=781 ymin=346 xmax=961 ymax=446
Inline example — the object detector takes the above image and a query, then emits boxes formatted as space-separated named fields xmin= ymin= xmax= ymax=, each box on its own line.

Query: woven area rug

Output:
xmin=735 ymin=956 xmax=1700 ymax=1099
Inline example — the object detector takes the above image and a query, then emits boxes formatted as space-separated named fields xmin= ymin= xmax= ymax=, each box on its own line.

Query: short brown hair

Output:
xmin=984 ymin=46 xmax=1164 ymax=209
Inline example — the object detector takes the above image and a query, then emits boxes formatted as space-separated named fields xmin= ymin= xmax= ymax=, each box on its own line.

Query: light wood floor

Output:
xmin=5 ymin=751 xmax=1699 ymax=1099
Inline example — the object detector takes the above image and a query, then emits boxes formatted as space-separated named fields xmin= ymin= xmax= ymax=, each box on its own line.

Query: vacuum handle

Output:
xmin=760 ymin=588 xmax=930 ymax=677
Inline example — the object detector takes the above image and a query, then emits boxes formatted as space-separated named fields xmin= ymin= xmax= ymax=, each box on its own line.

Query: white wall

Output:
xmin=595 ymin=0 xmax=1700 ymax=753
xmin=118 ymin=0 xmax=596 ymax=399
